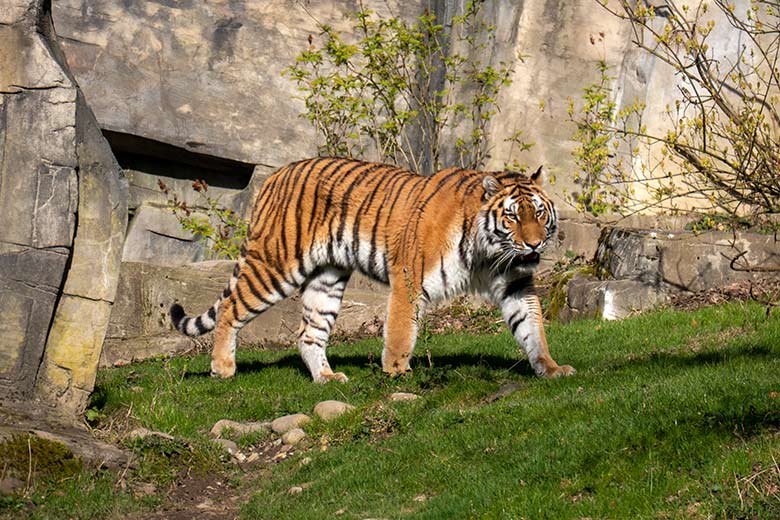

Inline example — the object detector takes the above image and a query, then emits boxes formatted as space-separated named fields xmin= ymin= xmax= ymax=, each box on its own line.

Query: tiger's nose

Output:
xmin=526 ymin=240 xmax=542 ymax=250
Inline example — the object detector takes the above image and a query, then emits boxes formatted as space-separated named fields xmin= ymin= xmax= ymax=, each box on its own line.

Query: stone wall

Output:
xmin=50 ymin=0 xmax=746 ymax=206
xmin=562 ymin=228 xmax=780 ymax=321
xmin=0 ymin=0 xmax=126 ymax=416
xmin=101 ymin=262 xmax=389 ymax=367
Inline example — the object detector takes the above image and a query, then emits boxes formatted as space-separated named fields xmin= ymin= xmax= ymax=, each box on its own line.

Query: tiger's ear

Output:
xmin=483 ymin=176 xmax=501 ymax=199
xmin=530 ymin=165 xmax=544 ymax=186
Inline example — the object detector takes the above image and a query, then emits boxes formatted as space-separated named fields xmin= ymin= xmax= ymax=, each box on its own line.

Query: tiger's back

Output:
xmin=171 ymin=157 xmax=574 ymax=383
xmin=245 ymin=158 xmax=487 ymax=286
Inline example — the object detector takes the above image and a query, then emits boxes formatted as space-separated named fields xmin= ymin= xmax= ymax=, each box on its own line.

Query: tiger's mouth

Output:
xmin=507 ymin=251 xmax=540 ymax=268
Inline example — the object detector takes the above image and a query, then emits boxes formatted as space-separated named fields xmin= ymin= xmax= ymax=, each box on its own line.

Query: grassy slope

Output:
xmin=4 ymin=303 xmax=779 ymax=519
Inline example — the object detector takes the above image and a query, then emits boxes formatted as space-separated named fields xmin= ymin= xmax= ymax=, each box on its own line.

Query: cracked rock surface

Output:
xmin=0 ymin=0 xmax=127 ymax=417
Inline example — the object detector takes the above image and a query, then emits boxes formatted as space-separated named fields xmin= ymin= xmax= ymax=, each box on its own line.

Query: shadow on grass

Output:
xmin=183 ymin=350 xmax=538 ymax=379
xmin=607 ymin=342 xmax=775 ymax=373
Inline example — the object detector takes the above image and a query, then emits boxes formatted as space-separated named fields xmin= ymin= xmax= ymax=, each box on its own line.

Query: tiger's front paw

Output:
xmin=543 ymin=364 xmax=576 ymax=378
xmin=383 ymin=364 xmax=412 ymax=378
xmin=316 ymin=371 xmax=349 ymax=383
xmin=210 ymin=358 xmax=236 ymax=379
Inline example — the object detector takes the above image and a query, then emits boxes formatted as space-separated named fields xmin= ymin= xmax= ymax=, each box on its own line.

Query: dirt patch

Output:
xmin=670 ymin=277 xmax=780 ymax=312
xmin=126 ymin=470 xmax=244 ymax=520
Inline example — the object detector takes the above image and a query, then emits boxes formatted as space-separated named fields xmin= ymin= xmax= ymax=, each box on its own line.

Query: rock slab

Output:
xmin=101 ymin=261 xmax=389 ymax=367
xmin=561 ymin=228 xmax=779 ymax=320
xmin=0 ymin=0 xmax=127 ymax=415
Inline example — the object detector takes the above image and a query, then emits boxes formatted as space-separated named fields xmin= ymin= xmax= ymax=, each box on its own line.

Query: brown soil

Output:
xmin=669 ymin=277 xmax=780 ymax=312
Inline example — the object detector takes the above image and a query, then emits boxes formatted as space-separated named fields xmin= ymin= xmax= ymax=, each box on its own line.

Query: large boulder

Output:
xmin=562 ymin=275 xmax=669 ymax=322
xmin=0 ymin=0 xmax=127 ymax=415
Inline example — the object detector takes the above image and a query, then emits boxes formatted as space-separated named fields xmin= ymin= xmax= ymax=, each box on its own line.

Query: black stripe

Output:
xmin=350 ymin=166 xmax=388 ymax=267
xmin=234 ymin=283 xmax=253 ymax=321
xmin=194 ymin=315 xmax=206 ymax=332
xmin=320 ymin=161 xmax=376 ymax=259
xmin=508 ymin=311 xmax=527 ymax=336
xmin=307 ymin=158 xmax=360 ymax=235
xmin=368 ymin=171 xmax=409 ymax=275
xmin=295 ymin=159 xmax=347 ymax=260
xmin=243 ymin=275 xmax=274 ymax=307
xmin=288 ymin=160 xmax=321 ymax=259
xmin=267 ymin=269 xmax=287 ymax=297
xmin=306 ymin=321 xmax=329 ymax=335
xmin=207 ymin=307 xmax=217 ymax=320
xmin=320 ymin=310 xmax=339 ymax=321
xmin=416 ymin=168 xmax=464 ymax=214
xmin=504 ymin=275 xmax=533 ymax=300
xmin=246 ymin=261 xmax=277 ymax=299
xmin=337 ymin=164 xmax=381 ymax=243
xmin=458 ymin=214 xmax=474 ymax=268
xmin=439 ymin=255 xmax=448 ymax=289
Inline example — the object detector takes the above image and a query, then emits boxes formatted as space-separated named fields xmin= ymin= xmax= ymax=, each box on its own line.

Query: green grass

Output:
xmin=2 ymin=302 xmax=778 ymax=519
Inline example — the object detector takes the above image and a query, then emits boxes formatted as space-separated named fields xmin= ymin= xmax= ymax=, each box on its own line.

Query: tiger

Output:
xmin=170 ymin=157 xmax=575 ymax=382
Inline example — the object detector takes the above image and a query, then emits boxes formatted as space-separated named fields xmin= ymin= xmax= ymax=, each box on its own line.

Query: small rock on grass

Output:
xmin=128 ymin=427 xmax=174 ymax=441
xmin=313 ymin=400 xmax=355 ymax=421
xmin=246 ymin=452 xmax=260 ymax=463
xmin=271 ymin=413 xmax=311 ymax=434
xmin=389 ymin=392 xmax=419 ymax=402
xmin=213 ymin=438 xmax=238 ymax=454
xmin=210 ymin=419 xmax=270 ymax=438
xmin=282 ymin=428 xmax=306 ymax=446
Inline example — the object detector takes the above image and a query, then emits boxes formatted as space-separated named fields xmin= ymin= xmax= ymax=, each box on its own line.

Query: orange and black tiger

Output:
xmin=170 ymin=157 xmax=575 ymax=382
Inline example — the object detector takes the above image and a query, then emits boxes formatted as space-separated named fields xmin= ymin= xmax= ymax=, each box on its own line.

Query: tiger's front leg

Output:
xmin=381 ymin=281 xmax=421 ymax=377
xmin=499 ymin=278 xmax=575 ymax=378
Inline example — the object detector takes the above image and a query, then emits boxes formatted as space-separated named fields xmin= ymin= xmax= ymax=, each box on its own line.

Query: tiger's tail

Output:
xmin=170 ymin=257 xmax=243 ymax=337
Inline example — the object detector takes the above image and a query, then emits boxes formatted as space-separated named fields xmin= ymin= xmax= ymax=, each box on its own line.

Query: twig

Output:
xmin=25 ymin=437 xmax=33 ymax=497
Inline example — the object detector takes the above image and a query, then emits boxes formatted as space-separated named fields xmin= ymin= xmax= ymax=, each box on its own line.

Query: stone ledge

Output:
xmin=101 ymin=261 xmax=389 ymax=367
xmin=561 ymin=228 xmax=779 ymax=321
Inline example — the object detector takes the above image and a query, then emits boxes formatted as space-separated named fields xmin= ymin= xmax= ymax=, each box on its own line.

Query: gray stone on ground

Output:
xmin=562 ymin=274 xmax=669 ymax=322
xmin=128 ymin=427 xmax=174 ymax=441
xmin=281 ymin=428 xmax=307 ymax=446
xmin=560 ymin=227 xmax=780 ymax=321
xmin=596 ymin=228 xmax=780 ymax=292
xmin=213 ymin=438 xmax=238 ymax=454
xmin=389 ymin=392 xmax=419 ymax=402
xmin=313 ymin=400 xmax=355 ymax=421
xmin=271 ymin=413 xmax=311 ymax=434
xmin=210 ymin=419 xmax=270 ymax=438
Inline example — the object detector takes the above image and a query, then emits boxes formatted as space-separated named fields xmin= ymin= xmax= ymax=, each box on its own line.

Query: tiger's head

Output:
xmin=478 ymin=166 xmax=558 ymax=271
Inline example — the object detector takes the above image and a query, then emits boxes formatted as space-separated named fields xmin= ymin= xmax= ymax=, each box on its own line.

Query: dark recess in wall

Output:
xmin=102 ymin=130 xmax=254 ymax=190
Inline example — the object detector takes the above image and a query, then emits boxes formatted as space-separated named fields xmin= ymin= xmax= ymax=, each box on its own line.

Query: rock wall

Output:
xmin=50 ymin=0 xmax=737 ymax=202
xmin=52 ymin=0 xmax=422 ymax=168
xmin=101 ymin=261 xmax=389 ymax=367
xmin=0 ymin=0 xmax=127 ymax=415
xmin=562 ymin=228 xmax=780 ymax=321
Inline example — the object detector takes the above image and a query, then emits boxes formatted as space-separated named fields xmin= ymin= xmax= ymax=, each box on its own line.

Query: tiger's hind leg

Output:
xmin=211 ymin=261 xmax=296 ymax=378
xmin=298 ymin=267 xmax=351 ymax=383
